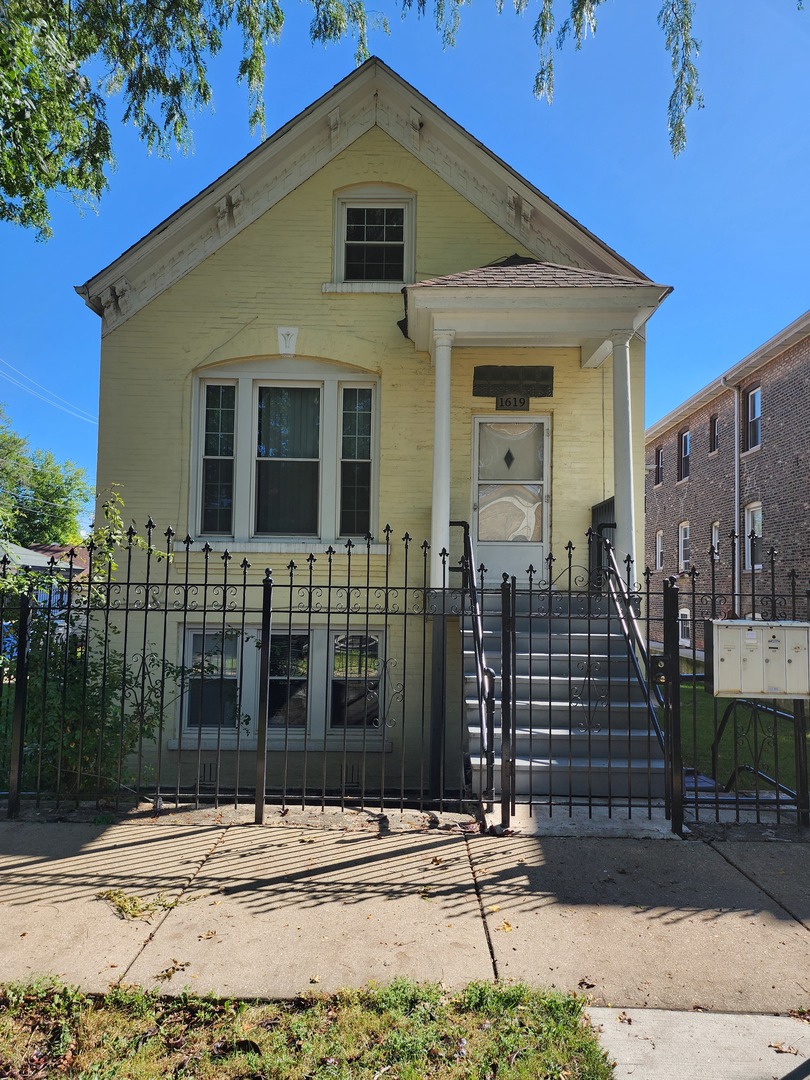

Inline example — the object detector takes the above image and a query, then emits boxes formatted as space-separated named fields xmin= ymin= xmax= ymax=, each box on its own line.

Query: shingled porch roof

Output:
xmin=411 ymin=255 xmax=661 ymax=290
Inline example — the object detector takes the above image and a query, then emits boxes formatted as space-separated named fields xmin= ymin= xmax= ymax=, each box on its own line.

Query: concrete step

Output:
xmin=473 ymin=629 xmax=631 ymax=656
xmin=464 ymin=650 xmax=633 ymax=679
xmin=464 ymin=672 xmax=648 ymax=704
xmin=469 ymin=755 xmax=667 ymax=798
xmin=466 ymin=698 xmax=655 ymax=731
xmin=468 ymin=726 xmax=663 ymax=760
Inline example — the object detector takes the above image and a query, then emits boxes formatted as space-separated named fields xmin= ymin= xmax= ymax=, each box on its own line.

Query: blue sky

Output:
xmin=2 ymin=0 xmax=809 ymax=498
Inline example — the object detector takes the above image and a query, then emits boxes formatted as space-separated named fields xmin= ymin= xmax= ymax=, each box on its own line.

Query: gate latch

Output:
xmin=651 ymin=655 xmax=670 ymax=685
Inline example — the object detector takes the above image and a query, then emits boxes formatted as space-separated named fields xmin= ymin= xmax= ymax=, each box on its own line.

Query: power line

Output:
xmin=0 ymin=358 xmax=98 ymax=425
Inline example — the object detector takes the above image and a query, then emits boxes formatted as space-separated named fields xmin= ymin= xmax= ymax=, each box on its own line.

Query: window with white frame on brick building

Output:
xmin=744 ymin=502 xmax=763 ymax=570
xmin=711 ymin=521 xmax=720 ymax=561
xmin=677 ymin=430 xmax=690 ymax=480
xmin=678 ymin=521 xmax=691 ymax=572
xmin=745 ymin=387 xmax=762 ymax=450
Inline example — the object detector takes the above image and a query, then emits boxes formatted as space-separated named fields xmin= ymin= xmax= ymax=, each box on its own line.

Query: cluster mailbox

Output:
xmin=710 ymin=620 xmax=810 ymax=698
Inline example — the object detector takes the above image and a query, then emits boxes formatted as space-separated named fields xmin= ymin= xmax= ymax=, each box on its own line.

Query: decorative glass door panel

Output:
xmin=474 ymin=419 xmax=549 ymax=579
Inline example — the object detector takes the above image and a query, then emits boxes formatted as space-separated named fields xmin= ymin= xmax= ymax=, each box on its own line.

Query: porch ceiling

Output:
xmin=404 ymin=271 xmax=671 ymax=366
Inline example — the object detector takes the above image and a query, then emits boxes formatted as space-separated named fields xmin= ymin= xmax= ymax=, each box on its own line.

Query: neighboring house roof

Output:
xmin=646 ymin=308 xmax=810 ymax=442
xmin=0 ymin=541 xmax=57 ymax=572
xmin=413 ymin=255 xmax=664 ymax=290
xmin=77 ymin=58 xmax=654 ymax=336
xmin=28 ymin=544 xmax=90 ymax=575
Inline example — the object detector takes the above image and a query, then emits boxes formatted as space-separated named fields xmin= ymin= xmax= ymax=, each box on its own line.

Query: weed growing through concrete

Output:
xmin=0 ymin=977 xmax=613 ymax=1078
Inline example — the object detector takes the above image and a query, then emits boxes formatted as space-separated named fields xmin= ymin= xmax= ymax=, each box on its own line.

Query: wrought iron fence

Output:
xmin=1 ymin=528 xmax=481 ymax=817
xmin=2 ymin=522 xmax=808 ymax=832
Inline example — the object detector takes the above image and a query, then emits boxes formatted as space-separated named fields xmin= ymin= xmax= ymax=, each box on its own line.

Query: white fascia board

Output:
xmin=78 ymin=58 xmax=657 ymax=335
xmin=407 ymin=284 xmax=668 ymax=355
xmin=646 ymin=307 xmax=810 ymax=443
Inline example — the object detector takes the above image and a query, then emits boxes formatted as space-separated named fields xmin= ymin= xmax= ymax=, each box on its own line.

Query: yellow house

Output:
xmin=76 ymin=59 xmax=671 ymax=816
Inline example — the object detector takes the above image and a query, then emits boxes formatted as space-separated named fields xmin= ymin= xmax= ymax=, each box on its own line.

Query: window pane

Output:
xmin=202 ymin=384 xmax=235 ymax=534
xmin=257 ymin=387 xmax=320 ymax=459
xmin=340 ymin=461 xmax=371 ymax=536
xmin=344 ymin=206 xmax=405 ymax=281
xmin=204 ymin=384 xmax=235 ymax=456
xmin=188 ymin=631 xmax=239 ymax=728
xmin=478 ymin=422 xmax=543 ymax=481
xmin=202 ymin=460 xmax=233 ymax=534
xmin=188 ymin=680 xmax=238 ymax=728
xmin=342 ymin=388 xmax=372 ymax=459
xmin=330 ymin=634 xmax=380 ymax=728
xmin=255 ymin=460 xmax=319 ymax=534
xmin=268 ymin=634 xmax=309 ymax=728
xmin=478 ymin=484 xmax=542 ymax=542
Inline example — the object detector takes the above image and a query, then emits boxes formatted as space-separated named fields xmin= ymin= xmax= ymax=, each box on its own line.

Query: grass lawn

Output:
xmin=678 ymin=682 xmax=808 ymax=794
xmin=0 ymin=978 xmax=613 ymax=1079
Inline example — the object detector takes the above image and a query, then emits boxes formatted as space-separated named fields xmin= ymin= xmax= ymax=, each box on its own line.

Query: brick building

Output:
xmin=645 ymin=309 xmax=810 ymax=647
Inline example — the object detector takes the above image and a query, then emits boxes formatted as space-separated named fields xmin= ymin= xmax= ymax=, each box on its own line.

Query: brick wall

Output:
xmin=645 ymin=332 xmax=810 ymax=639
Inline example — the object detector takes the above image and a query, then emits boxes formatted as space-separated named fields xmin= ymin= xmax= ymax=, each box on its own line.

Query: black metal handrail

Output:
xmin=450 ymin=520 xmax=496 ymax=807
xmin=600 ymin=534 xmax=667 ymax=754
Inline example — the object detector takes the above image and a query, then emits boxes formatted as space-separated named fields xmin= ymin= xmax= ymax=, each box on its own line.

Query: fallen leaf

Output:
xmin=198 ymin=930 xmax=217 ymax=940
xmin=578 ymin=978 xmax=595 ymax=990
xmin=496 ymin=920 xmax=513 ymax=932
xmin=769 ymin=1042 xmax=799 ymax=1055
xmin=310 ymin=975 xmax=321 ymax=984
xmin=486 ymin=905 xmax=501 ymax=914
xmin=618 ymin=1012 xmax=633 ymax=1024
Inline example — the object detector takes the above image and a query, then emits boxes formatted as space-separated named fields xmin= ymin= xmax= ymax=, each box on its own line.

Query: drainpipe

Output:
xmin=720 ymin=375 xmax=741 ymax=615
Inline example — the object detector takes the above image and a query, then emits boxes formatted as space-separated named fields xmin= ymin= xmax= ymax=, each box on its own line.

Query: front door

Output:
xmin=473 ymin=417 xmax=550 ymax=580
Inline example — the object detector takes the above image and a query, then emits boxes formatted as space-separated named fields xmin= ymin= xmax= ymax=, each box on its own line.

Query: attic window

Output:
xmin=326 ymin=187 xmax=415 ymax=292
xmin=345 ymin=207 xmax=404 ymax=281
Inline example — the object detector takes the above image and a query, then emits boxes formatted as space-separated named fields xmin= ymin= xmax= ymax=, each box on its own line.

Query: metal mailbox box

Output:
xmin=711 ymin=620 xmax=810 ymax=698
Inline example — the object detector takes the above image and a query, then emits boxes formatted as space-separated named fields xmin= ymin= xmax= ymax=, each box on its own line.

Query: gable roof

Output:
xmin=77 ymin=58 xmax=653 ymax=334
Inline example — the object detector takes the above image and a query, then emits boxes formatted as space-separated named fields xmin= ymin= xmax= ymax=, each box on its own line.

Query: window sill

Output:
xmin=741 ymin=444 xmax=762 ymax=458
xmin=322 ymin=282 xmax=405 ymax=294
xmin=169 ymin=735 xmax=393 ymax=752
xmin=191 ymin=540 xmax=390 ymax=556
xmin=675 ymin=477 xmax=690 ymax=486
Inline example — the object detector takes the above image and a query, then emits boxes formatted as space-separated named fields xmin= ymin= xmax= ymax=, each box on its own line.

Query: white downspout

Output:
xmin=721 ymin=375 xmax=741 ymax=614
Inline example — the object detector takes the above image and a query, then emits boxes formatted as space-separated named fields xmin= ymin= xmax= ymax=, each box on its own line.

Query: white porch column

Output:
xmin=611 ymin=330 xmax=637 ymax=573
xmin=430 ymin=330 xmax=454 ymax=588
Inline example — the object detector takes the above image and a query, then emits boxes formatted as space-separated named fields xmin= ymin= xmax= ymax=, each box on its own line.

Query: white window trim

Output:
xmin=678 ymin=521 xmax=691 ymax=573
xmin=744 ymin=501 xmax=763 ymax=571
xmin=677 ymin=430 xmax=690 ymax=482
xmin=191 ymin=358 xmax=380 ymax=547
xmin=711 ymin=521 xmax=720 ymax=561
xmin=170 ymin=624 xmax=391 ymax=750
xmin=654 ymin=529 xmax=664 ymax=570
xmin=326 ymin=185 xmax=416 ymax=290
xmin=678 ymin=607 xmax=692 ymax=647
xmin=745 ymin=386 xmax=762 ymax=450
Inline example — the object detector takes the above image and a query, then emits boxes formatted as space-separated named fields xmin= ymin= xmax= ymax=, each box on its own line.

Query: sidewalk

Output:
xmin=1 ymin=807 xmax=808 ymax=1078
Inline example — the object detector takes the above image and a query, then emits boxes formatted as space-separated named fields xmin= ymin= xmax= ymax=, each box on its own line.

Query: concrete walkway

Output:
xmin=1 ymin=807 xmax=808 ymax=1078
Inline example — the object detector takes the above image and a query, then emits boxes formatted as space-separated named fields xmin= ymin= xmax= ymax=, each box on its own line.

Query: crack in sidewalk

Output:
xmin=463 ymin=834 xmax=499 ymax=982
xmin=707 ymin=840 xmax=810 ymax=933
xmin=117 ymin=825 xmax=230 ymax=984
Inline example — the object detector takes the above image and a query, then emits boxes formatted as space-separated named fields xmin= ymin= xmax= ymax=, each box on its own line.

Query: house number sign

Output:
xmin=496 ymin=394 xmax=530 ymax=411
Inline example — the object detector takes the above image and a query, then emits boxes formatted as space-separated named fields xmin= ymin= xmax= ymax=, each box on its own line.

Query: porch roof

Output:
xmin=412 ymin=255 xmax=660 ymax=291
xmin=403 ymin=256 xmax=672 ymax=366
